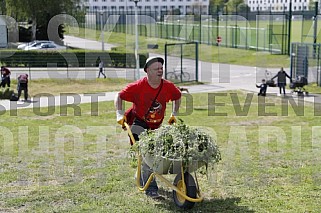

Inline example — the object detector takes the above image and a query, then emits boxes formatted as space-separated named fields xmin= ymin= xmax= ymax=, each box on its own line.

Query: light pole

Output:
xmin=133 ymin=0 xmax=140 ymax=80
xmin=100 ymin=11 xmax=104 ymax=51
xmin=313 ymin=0 xmax=319 ymax=58
xmin=313 ymin=0 xmax=319 ymax=45
xmin=288 ymin=0 xmax=292 ymax=55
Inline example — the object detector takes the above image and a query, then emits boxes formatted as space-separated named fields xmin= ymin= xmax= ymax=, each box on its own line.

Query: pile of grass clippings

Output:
xmin=135 ymin=120 xmax=221 ymax=167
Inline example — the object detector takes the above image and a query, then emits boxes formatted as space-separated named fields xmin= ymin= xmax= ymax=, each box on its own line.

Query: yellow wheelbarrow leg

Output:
xmin=135 ymin=155 xmax=156 ymax=191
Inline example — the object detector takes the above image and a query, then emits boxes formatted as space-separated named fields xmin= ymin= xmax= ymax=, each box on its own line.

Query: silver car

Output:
xmin=26 ymin=42 xmax=66 ymax=51
xmin=17 ymin=40 xmax=54 ymax=50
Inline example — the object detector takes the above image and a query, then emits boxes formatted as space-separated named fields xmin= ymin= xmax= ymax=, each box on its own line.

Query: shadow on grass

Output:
xmin=156 ymin=188 xmax=254 ymax=212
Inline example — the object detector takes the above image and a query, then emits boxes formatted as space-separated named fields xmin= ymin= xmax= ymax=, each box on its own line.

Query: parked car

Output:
xmin=26 ymin=42 xmax=66 ymax=51
xmin=17 ymin=40 xmax=54 ymax=50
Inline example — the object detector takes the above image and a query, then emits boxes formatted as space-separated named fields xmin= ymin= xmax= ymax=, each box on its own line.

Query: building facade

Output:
xmin=81 ymin=0 xmax=209 ymax=15
xmin=247 ymin=0 xmax=313 ymax=12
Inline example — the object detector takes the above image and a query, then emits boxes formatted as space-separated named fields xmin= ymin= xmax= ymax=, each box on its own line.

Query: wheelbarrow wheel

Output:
xmin=173 ymin=172 xmax=196 ymax=209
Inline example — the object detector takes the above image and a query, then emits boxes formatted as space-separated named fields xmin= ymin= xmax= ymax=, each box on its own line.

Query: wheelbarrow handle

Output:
xmin=123 ymin=122 xmax=136 ymax=145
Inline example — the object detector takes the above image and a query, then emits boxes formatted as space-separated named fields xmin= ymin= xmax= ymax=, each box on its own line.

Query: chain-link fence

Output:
xmin=74 ymin=8 xmax=321 ymax=56
xmin=165 ymin=42 xmax=198 ymax=83
xmin=291 ymin=42 xmax=321 ymax=85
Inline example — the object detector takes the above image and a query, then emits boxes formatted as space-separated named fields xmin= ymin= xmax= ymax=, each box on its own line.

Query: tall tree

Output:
xmin=209 ymin=0 xmax=226 ymax=14
xmin=5 ymin=0 xmax=80 ymax=41
xmin=226 ymin=0 xmax=246 ymax=13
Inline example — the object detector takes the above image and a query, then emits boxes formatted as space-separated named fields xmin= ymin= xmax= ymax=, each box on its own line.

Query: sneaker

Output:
xmin=277 ymin=93 xmax=281 ymax=97
xmin=146 ymin=191 xmax=161 ymax=199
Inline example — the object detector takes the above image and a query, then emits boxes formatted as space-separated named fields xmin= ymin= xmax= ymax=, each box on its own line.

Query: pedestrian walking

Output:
xmin=98 ymin=58 xmax=106 ymax=79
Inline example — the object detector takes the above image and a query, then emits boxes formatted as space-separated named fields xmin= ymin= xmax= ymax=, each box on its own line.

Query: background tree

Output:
xmin=309 ymin=0 xmax=319 ymax=11
xmin=0 ymin=0 xmax=6 ymax=14
xmin=226 ymin=0 xmax=246 ymax=13
xmin=209 ymin=0 xmax=227 ymax=15
xmin=5 ymin=0 xmax=80 ymax=41
xmin=237 ymin=3 xmax=250 ymax=13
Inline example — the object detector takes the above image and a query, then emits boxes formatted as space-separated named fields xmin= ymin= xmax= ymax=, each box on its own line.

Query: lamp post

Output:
xmin=313 ymin=0 xmax=319 ymax=45
xmin=100 ymin=11 xmax=104 ymax=51
xmin=133 ymin=0 xmax=140 ymax=80
xmin=313 ymin=0 xmax=319 ymax=58
xmin=288 ymin=0 xmax=292 ymax=55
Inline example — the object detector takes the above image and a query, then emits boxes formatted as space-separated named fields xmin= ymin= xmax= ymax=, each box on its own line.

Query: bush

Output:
xmin=134 ymin=120 xmax=221 ymax=170
xmin=0 ymin=50 xmax=148 ymax=68
xmin=0 ymin=88 xmax=14 ymax=99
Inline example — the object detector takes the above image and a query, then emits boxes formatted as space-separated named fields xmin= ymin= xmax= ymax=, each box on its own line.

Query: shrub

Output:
xmin=0 ymin=88 xmax=14 ymax=99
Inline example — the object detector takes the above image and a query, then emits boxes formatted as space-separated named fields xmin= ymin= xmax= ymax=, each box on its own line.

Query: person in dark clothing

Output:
xmin=271 ymin=67 xmax=292 ymax=96
xmin=0 ymin=66 xmax=11 ymax=88
xmin=97 ymin=57 xmax=106 ymax=78
xmin=17 ymin=74 xmax=29 ymax=101
xmin=256 ymin=79 xmax=267 ymax=96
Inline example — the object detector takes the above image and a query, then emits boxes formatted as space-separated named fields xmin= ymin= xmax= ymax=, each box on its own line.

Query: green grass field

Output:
xmin=66 ymin=18 xmax=321 ymax=69
xmin=1 ymin=87 xmax=321 ymax=212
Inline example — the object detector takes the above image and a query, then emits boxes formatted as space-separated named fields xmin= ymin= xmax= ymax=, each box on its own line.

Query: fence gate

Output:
xmin=291 ymin=42 xmax=321 ymax=85
xmin=164 ymin=42 xmax=198 ymax=83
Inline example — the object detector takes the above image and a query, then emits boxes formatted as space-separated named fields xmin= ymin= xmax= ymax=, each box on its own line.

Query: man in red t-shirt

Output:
xmin=0 ymin=66 xmax=11 ymax=88
xmin=114 ymin=56 xmax=181 ymax=198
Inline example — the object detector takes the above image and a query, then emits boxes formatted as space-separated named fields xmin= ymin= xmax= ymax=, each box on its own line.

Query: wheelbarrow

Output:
xmin=123 ymin=122 xmax=204 ymax=209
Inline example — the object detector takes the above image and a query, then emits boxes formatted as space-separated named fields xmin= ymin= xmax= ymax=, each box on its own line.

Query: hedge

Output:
xmin=0 ymin=50 xmax=148 ymax=68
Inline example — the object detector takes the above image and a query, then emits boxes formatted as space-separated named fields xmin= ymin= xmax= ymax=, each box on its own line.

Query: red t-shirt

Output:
xmin=119 ymin=77 xmax=181 ymax=129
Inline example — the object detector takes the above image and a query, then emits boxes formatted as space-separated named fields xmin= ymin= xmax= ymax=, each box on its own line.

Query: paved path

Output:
xmin=63 ymin=35 xmax=117 ymax=51
xmin=1 ymin=36 xmax=319 ymax=112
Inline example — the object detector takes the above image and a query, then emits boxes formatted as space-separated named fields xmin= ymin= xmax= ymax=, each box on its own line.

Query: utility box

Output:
xmin=0 ymin=18 xmax=8 ymax=48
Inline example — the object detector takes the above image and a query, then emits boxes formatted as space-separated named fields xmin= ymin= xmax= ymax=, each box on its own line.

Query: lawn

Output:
xmin=66 ymin=27 xmax=291 ymax=68
xmin=1 ymin=89 xmax=321 ymax=212
xmin=4 ymin=78 xmax=131 ymax=97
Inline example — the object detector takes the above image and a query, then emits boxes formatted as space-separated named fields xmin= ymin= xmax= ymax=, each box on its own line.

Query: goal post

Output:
xmin=164 ymin=42 xmax=199 ymax=83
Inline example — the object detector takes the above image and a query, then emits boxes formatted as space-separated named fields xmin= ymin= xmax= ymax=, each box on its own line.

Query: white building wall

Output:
xmin=0 ymin=18 xmax=8 ymax=48
xmin=247 ymin=0 xmax=311 ymax=12
xmin=82 ymin=0 xmax=209 ymax=15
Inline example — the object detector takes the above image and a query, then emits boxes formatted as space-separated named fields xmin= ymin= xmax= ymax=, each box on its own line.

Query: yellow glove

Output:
xmin=116 ymin=110 xmax=127 ymax=127
xmin=168 ymin=112 xmax=177 ymax=125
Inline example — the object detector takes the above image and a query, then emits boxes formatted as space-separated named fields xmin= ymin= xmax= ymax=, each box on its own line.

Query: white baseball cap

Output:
xmin=143 ymin=56 xmax=164 ymax=72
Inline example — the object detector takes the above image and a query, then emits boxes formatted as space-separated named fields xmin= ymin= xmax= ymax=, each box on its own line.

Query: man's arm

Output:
xmin=172 ymin=98 xmax=181 ymax=115
xmin=114 ymin=93 xmax=126 ymax=125
xmin=114 ymin=93 xmax=123 ymax=111
xmin=271 ymin=73 xmax=278 ymax=80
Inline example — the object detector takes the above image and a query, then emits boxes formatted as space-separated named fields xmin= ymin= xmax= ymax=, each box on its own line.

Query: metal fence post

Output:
xmin=195 ymin=42 xmax=198 ymax=82
xmin=288 ymin=0 xmax=292 ymax=55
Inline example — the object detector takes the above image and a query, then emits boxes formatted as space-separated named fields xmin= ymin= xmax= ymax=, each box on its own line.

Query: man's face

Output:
xmin=147 ymin=61 xmax=163 ymax=80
